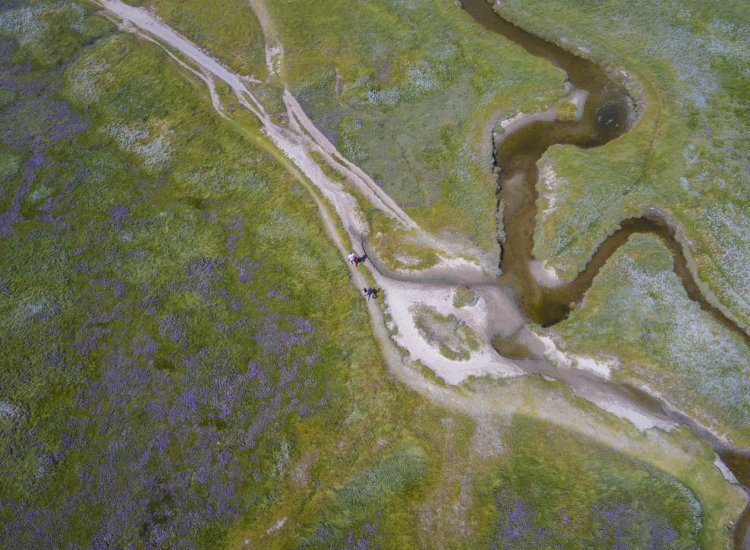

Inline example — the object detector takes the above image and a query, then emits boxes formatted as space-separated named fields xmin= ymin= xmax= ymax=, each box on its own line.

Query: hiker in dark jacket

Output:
xmin=362 ymin=287 xmax=378 ymax=300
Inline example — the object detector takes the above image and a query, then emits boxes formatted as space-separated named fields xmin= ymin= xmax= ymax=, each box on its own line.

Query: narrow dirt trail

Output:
xmin=93 ymin=1 xmax=748 ymax=542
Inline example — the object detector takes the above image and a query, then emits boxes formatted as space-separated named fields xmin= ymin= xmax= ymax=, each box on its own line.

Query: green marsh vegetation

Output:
xmin=495 ymin=0 xmax=750 ymax=329
xmin=554 ymin=234 xmax=750 ymax=445
xmin=0 ymin=1 xmax=446 ymax=545
xmin=472 ymin=416 xmax=703 ymax=549
xmin=263 ymin=0 xmax=568 ymax=257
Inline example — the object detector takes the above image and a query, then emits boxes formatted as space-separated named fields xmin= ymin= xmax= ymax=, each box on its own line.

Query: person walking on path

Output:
xmin=347 ymin=252 xmax=358 ymax=265
xmin=362 ymin=287 xmax=378 ymax=300
xmin=354 ymin=253 xmax=368 ymax=267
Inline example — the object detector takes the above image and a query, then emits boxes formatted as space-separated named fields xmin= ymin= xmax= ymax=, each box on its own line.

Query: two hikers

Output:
xmin=347 ymin=252 xmax=376 ymax=300
xmin=347 ymin=252 xmax=367 ymax=267
xmin=362 ymin=287 xmax=378 ymax=300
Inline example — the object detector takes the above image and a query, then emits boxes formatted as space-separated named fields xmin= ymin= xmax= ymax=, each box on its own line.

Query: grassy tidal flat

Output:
xmin=0 ymin=0 xmax=747 ymax=548
xmin=554 ymin=234 xmax=750 ymax=445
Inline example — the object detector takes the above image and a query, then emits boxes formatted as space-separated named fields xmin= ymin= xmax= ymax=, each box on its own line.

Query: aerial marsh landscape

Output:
xmin=0 ymin=0 xmax=748 ymax=548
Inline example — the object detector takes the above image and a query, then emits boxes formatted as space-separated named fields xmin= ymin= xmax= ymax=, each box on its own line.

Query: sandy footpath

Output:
xmin=94 ymin=0 xmax=528 ymax=386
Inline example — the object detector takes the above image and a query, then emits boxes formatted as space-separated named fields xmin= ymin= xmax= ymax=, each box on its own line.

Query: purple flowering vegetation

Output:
xmin=0 ymin=7 xmax=340 ymax=546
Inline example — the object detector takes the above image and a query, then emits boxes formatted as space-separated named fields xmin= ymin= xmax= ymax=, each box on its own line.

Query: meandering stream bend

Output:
xmin=461 ymin=0 xmax=750 ymax=545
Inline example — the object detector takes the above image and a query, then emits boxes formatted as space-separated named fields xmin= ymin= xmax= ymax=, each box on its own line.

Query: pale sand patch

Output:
xmin=529 ymin=258 xmax=566 ymax=288
xmin=572 ymin=355 xmax=617 ymax=378
xmin=499 ymin=111 xmax=529 ymax=129
xmin=595 ymin=401 xmax=673 ymax=432
xmin=537 ymin=333 xmax=573 ymax=368
xmin=379 ymin=278 xmax=522 ymax=385
xmin=265 ymin=517 xmax=286 ymax=534
xmin=567 ymin=86 xmax=589 ymax=119
xmin=530 ymin=332 xmax=676 ymax=431
xmin=536 ymin=333 xmax=614 ymax=378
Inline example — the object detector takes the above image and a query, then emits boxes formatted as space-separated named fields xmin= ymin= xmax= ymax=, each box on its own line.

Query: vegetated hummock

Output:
xmin=411 ymin=303 xmax=480 ymax=361
xmin=554 ymin=234 xmax=750 ymax=445
xmin=263 ymin=0 xmax=567 ymax=256
xmin=474 ymin=416 xmax=702 ymax=549
xmin=496 ymin=0 xmax=750 ymax=329
xmin=0 ymin=0 xmax=740 ymax=548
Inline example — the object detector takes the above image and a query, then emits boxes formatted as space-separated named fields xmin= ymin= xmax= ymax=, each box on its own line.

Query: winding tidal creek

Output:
xmin=460 ymin=0 xmax=750 ymax=545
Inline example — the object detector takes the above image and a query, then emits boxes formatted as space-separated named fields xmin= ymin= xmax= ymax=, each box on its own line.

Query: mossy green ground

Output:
xmin=453 ymin=285 xmax=479 ymax=308
xmin=264 ymin=0 xmax=566 ymax=254
xmin=0 ymin=1 xmax=737 ymax=547
xmin=554 ymin=234 xmax=750 ymax=445
xmin=472 ymin=416 xmax=702 ymax=549
xmin=494 ymin=0 xmax=750 ymax=330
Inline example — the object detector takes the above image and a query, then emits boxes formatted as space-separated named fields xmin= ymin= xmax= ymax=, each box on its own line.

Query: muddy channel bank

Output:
xmin=460 ymin=0 xmax=750 ymax=545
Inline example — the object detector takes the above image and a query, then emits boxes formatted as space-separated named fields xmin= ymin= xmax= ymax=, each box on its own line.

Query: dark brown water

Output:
xmin=722 ymin=450 xmax=750 ymax=549
xmin=460 ymin=0 xmax=750 ymax=544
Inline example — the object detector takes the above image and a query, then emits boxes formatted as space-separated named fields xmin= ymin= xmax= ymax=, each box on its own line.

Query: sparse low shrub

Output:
xmin=411 ymin=304 xmax=480 ymax=361
xmin=453 ymin=285 xmax=479 ymax=308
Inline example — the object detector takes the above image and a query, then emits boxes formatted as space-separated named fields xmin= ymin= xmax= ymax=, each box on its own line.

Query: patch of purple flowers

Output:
xmin=490 ymin=491 xmax=549 ymax=549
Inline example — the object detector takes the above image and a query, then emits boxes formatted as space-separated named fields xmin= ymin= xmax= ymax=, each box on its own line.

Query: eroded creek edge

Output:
xmin=460 ymin=0 xmax=750 ymax=545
